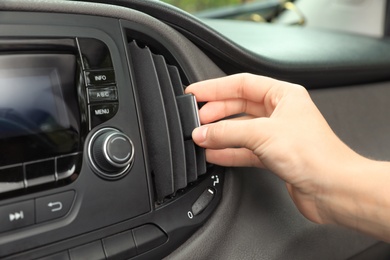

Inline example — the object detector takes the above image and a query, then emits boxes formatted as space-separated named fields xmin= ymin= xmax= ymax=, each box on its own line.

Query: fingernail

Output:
xmin=192 ymin=126 xmax=208 ymax=143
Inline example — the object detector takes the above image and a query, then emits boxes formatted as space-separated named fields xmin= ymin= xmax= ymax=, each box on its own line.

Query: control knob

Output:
xmin=89 ymin=128 xmax=134 ymax=179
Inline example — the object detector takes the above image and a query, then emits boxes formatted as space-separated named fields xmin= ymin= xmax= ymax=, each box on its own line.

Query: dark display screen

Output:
xmin=0 ymin=54 xmax=81 ymax=166
xmin=0 ymin=68 xmax=69 ymax=138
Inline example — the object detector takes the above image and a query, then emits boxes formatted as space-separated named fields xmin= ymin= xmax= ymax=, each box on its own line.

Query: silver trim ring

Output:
xmin=87 ymin=127 xmax=135 ymax=179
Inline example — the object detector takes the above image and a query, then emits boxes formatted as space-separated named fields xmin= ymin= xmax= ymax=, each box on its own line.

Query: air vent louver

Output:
xmin=128 ymin=41 xmax=206 ymax=203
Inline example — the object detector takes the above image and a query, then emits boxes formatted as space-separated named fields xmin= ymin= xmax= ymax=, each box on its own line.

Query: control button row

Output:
xmin=38 ymin=225 xmax=167 ymax=260
xmin=0 ymin=153 xmax=82 ymax=194
xmin=0 ymin=190 xmax=75 ymax=233
xmin=83 ymin=67 xmax=118 ymax=130
xmin=88 ymin=103 xmax=118 ymax=130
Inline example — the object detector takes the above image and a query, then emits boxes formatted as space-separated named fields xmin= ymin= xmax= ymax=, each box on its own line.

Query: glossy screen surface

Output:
xmin=0 ymin=54 xmax=80 ymax=166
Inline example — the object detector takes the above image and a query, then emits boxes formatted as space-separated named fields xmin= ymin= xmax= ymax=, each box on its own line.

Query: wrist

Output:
xmin=316 ymin=155 xmax=390 ymax=241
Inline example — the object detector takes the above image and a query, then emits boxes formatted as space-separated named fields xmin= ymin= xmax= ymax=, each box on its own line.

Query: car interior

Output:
xmin=1 ymin=0 xmax=390 ymax=259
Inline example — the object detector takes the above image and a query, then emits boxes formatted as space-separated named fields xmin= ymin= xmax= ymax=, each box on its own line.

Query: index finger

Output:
xmin=185 ymin=73 xmax=282 ymax=103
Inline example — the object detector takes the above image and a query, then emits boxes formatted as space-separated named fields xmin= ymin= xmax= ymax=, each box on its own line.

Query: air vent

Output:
xmin=128 ymin=41 xmax=207 ymax=203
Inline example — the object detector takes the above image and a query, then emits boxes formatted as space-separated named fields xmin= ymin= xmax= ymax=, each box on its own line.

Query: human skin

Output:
xmin=186 ymin=73 xmax=390 ymax=242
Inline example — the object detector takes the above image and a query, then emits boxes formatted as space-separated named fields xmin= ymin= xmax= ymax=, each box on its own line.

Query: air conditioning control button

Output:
xmin=191 ymin=188 xmax=216 ymax=216
xmin=87 ymin=87 xmax=118 ymax=103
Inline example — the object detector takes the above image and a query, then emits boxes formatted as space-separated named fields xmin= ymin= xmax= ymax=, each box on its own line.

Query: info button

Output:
xmin=85 ymin=70 xmax=115 ymax=86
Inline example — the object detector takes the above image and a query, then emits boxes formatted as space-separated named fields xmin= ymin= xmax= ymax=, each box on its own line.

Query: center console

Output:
xmin=0 ymin=9 xmax=223 ymax=260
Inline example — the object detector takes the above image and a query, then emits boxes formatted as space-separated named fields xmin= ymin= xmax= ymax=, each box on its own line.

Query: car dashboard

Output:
xmin=0 ymin=0 xmax=390 ymax=259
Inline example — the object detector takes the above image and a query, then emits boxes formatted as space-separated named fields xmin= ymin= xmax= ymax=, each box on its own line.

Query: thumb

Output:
xmin=192 ymin=119 xmax=269 ymax=151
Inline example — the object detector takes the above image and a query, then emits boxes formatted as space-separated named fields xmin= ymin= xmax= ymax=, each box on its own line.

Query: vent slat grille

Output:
xmin=152 ymin=54 xmax=187 ymax=191
xmin=184 ymin=140 xmax=198 ymax=183
xmin=168 ymin=65 xmax=184 ymax=96
xmin=128 ymin=40 xmax=207 ymax=203
xmin=175 ymin=94 xmax=206 ymax=177
xmin=128 ymin=41 xmax=174 ymax=201
xmin=195 ymin=146 xmax=207 ymax=177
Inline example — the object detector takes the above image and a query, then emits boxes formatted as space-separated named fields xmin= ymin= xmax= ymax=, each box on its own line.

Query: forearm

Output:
xmin=318 ymin=156 xmax=390 ymax=242
xmin=188 ymin=73 xmax=390 ymax=242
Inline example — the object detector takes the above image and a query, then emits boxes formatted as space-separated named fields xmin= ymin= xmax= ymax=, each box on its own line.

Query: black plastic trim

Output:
xmin=384 ymin=0 xmax=390 ymax=36
xmin=153 ymin=54 xmax=187 ymax=192
xmin=128 ymin=41 xmax=174 ymax=201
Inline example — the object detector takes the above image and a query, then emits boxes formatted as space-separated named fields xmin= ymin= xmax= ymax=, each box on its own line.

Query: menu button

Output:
xmin=89 ymin=103 xmax=119 ymax=129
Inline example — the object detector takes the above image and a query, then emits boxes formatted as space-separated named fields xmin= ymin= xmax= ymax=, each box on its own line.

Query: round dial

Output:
xmin=88 ymin=128 xmax=134 ymax=179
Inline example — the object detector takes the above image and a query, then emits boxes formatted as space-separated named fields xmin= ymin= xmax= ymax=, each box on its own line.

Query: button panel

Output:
xmin=57 ymin=154 xmax=82 ymax=181
xmin=89 ymin=103 xmax=119 ymax=129
xmin=39 ymin=251 xmax=70 ymax=260
xmin=84 ymin=70 xmax=115 ymax=86
xmin=0 ymin=152 xmax=82 ymax=195
xmin=102 ymin=230 xmax=137 ymax=259
xmin=87 ymin=87 xmax=117 ymax=103
xmin=82 ymin=60 xmax=118 ymax=129
xmin=0 ymin=165 xmax=24 ymax=193
xmin=37 ymin=225 xmax=167 ymax=260
xmin=69 ymin=241 xmax=106 ymax=260
xmin=0 ymin=200 xmax=35 ymax=233
xmin=132 ymin=224 xmax=168 ymax=254
xmin=35 ymin=190 xmax=75 ymax=223
xmin=25 ymin=159 xmax=56 ymax=188
xmin=0 ymin=190 xmax=75 ymax=233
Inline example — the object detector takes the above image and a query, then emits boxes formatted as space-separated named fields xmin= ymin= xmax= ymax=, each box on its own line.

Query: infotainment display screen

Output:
xmin=0 ymin=54 xmax=81 ymax=166
xmin=0 ymin=67 xmax=70 ymax=138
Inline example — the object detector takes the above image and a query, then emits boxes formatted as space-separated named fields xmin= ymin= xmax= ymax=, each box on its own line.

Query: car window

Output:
xmin=161 ymin=0 xmax=303 ymax=24
xmin=162 ymin=0 xmax=268 ymax=13
xmin=161 ymin=0 xmax=386 ymax=37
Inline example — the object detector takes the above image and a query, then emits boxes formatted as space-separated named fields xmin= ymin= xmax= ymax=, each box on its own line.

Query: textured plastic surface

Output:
xmin=128 ymin=40 xmax=209 ymax=200
xmin=90 ymin=0 xmax=390 ymax=88
xmin=128 ymin=41 xmax=174 ymax=201
xmin=153 ymin=54 xmax=187 ymax=191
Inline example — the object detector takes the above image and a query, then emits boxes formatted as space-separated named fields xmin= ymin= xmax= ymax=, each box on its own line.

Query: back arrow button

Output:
xmin=35 ymin=190 xmax=75 ymax=223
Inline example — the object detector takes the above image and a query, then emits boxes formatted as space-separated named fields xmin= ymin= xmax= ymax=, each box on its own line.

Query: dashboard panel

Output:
xmin=0 ymin=4 xmax=224 ymax=260
xmin=0 ymin=0 xmax=389 ymax=259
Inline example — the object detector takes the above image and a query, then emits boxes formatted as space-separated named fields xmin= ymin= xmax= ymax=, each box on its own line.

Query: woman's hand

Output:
xmin=186 ymin=74 xmax=390 ymax=241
